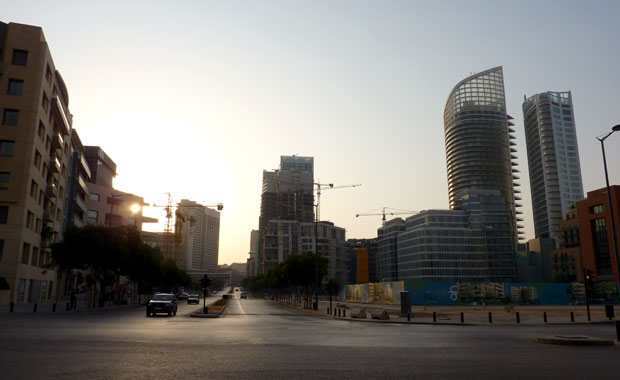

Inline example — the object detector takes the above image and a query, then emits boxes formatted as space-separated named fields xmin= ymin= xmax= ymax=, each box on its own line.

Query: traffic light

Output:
xmin=584 ymin=269 xmax=596 ymax=294
xmin=199 ymin=275 xmax=212 ymax=289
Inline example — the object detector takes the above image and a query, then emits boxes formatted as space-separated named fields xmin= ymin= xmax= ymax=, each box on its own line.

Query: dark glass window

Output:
xmin=0 ymin=239 xmax=4 ymax=261
xmin=0 ymin=206 xmax=8 ymax=224
xmin=590 ymin=204 xmax=604 ymax=214
xmin=7 ymin=79 xmax=24 ymax=95
xmin=2 ymin=109 xmax=19 ymax=126
xmin=12 ymin=49 xmax=28 ymax=66
xmin=0 ymin=140 xmax=15 ymax=157
xmin=0 ymin=172 xmax=10 ymax=190
xmin=591 ymin=217 xmax=611 ymax=276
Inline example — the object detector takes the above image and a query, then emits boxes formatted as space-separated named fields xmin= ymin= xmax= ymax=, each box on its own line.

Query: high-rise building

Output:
xmin=523 ymin=91 xmax=584 ymax=244
xmin=0 ymin=22 xmax=74 ymax=304
xmin=177 ymin=199 xmax=221 ymax=276
xmin=258 ymin=155 xmax=314 ymax=273
xmin=62 ymin=130 xmax=91 ymax=231
xmin=443 ymin=66 xmax=523 ymax=244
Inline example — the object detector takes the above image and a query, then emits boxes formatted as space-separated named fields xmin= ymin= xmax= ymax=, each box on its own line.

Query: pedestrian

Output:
xmin=70 ymin=290 xmax=77 ymax=310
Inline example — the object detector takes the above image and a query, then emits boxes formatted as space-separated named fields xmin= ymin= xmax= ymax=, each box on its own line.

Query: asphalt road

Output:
xmin=1 ymin=297 xmax=619 ymax=379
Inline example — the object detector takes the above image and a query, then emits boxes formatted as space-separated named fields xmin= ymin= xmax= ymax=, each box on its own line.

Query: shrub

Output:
xmin=213 ymin=298 xmax=227 ymax=306
xmin=0 ymin=277 xmax=10 ymax=290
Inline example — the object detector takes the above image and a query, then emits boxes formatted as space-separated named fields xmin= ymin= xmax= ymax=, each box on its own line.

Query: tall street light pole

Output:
xmin=597 ymin=124 xmax=620 ymax=290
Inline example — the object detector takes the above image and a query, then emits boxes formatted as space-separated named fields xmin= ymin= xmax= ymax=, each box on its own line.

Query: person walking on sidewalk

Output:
xmin=70 ymin=290 xmax=77 ymax=310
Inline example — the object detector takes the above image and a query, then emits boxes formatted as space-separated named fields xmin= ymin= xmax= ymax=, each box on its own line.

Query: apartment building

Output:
xmin=0 ymin=22 xmax=73 ymax=303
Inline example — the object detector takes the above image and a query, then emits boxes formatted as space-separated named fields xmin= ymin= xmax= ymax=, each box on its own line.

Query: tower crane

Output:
xmin=356 ymin=207 xmax=419 ymax=226
xmin=315 ymin=182 xmax=361 ymax=221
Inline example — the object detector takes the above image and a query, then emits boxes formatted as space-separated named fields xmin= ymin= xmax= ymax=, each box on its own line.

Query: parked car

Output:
xmin=176 ymin=292 xmax=189 ymax=300
xmin=146 ymin=293 xmax=177 ymax=317
xmin=241 ymin=292 xmax=247 ymax=299
xmin=187 ymin=294 xmax=200 ymax=305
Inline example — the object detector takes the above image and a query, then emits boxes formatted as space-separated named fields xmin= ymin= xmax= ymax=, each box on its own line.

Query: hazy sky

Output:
xmin=4 ymin=1 xmax=620 ymax=264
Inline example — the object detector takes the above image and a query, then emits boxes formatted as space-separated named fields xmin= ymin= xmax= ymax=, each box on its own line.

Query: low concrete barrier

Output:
xmin=371 ymin=310 xmax=389 ymax=320
xmin=350 ymin=308 xmax=367 ymax=319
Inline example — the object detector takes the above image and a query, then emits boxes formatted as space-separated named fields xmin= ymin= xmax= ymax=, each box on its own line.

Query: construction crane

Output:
xmin=356 ymin=207 xmax=418 ymax=226
xmin=150 ymin=196 xmax=223 ymax=266
xmin=315 ymin=182 xmax=361 ymax=221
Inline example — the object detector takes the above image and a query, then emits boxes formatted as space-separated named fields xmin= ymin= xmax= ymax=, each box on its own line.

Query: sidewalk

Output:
xmin=273 ymin=298 xmax=620 ymax=325
xmin=0 ymin=299 xmax=143 ymax=314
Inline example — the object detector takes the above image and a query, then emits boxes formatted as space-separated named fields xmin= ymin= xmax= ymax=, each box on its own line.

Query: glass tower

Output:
xmin=522 ymin=91 xmax=584 ymax=244
xmin=443 ymin=66 xmax=523 ymax=243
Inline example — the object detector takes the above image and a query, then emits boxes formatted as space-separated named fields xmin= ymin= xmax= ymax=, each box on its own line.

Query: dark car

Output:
xmin=240 ymin=292 xmax=247 ymax=299
xmin=146 ymin=293 xmax=177 ymax=317
xmin=176 ymin=292 xmax=189 ymax=300
xmin=187 ymin=294 xmax=200 ymax=305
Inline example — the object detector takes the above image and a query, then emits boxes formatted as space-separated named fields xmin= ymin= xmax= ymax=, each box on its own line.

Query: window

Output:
xmin=2 ymin=109 xmax=19 ymax=126
xmin=36 ymin=123 xmax=45 ymax=141
xmin=35 ymin=218 xmax=41 ymax=233
xmin=41 ymin=93 xmax=49 ymax=111
xmin=34 ymin=150 xmax=41 ymax=169
xmin=7 ymin=79 xmax=24 ymax=96
xmin=26 ymin=211 xmax=34 ymax=230
xmin=45 ymin=64 xmax=52 ymax=83
xmin=21 ymin=243 xmax=31 ymax=265
xmin=59 ymin=186 xmax=64 ymax=199
xmin=0 ymin=172 xmax=10 ymax=190
xmin=30 ymin=179 xmax=38 ymax=197
xmin=0 ymin=206 xmax=8 ymax=224
xmin=590 ymin=204 xmax=604 ymax=214
xmin=89 ymin=193 xmax=100 ymax=202
xmin=88 ymin=210 xmax=98 ymax=224
xmin=31 ymin=247 xmax=39 ymax=266
xmin=56 ymin=208 xmax=61 ymax=221
xmin=0 ymin=239 xmax=4 ymax=262
xmin=0 ymin=140 xmax=15 ymax=157
xmin=12 ymin=49 xmax=28 ymax=66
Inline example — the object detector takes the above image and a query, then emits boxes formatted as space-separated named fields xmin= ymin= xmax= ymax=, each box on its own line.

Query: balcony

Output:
xmin=49 ymin=157 xmax=61 ymax=173
xmin=43 ymin=210 xmax=54 ymax=223
xmin=77 ymin=175 xmax=88 ymax=196
xmin=46 ymin=184 xmax=58 ymax=198
xmin=75 ymin=195 xmax=88 ymax=214
xmin=51 ymin=97 xmax=71 ymax=136
xmin=52 ymin=133 xmax=64 ymax=150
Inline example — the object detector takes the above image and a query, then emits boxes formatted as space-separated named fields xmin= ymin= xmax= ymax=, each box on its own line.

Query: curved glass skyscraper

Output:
xmin=443 ymin=66 xmax=523 ymax=242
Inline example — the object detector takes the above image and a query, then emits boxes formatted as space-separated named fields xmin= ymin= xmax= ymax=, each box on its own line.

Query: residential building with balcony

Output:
xmin=0 ymin=22 xmax=75 ymax=304
xmin=550 ymin=207 xmax=583 ymax=282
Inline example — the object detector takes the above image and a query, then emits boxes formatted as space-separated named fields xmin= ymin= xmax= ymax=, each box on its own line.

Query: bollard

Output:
xmin=570 ymin=311 xmax=575 ymax=323
xmin=488 ymin=312 xmax=493 ymax=324
xmin=10 ymin=302 xmax=14 ymax=312
xmin=460 ymin=312 xmax=464 ymax=324
xmin=33 ymin=303 xmax=37 ymax=313
xmin=433 ymin=311 xmax=437 ymax=322
xmin=407 ymin=313 xmax=411 ymax=322
xmin=52 ymin=303 xmax=56 ymax=313
xmin=516 ymin=311 xmax=520 ymax=324
xmin=543 ymin=312 xmax=547 ymax=323
xmin=616 ymin=321 xmax=620 ymax=342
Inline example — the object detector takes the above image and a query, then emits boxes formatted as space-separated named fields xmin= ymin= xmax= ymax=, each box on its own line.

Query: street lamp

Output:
xmin=596 ymin=124 xmax=620 ymax=289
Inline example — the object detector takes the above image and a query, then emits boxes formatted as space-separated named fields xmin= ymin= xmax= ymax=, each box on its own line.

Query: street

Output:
xmin=1 ymin=298 xmax=619 ymax=379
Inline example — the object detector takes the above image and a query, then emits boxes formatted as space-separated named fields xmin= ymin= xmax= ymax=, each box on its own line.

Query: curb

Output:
xmin=190 ymin=299 xmax=229 ymax=319
xmin=536 ymin=335 xmax=617 ymax=346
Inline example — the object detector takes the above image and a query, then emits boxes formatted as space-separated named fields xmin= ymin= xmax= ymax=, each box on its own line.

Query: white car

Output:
xmin=187 ymin=294 xmax=200 ymax=305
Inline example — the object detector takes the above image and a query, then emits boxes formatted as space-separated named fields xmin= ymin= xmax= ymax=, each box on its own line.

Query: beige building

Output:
xmin=177 ymin=199 xmax=221 ymax=276
xmin=0 ymin=22 xmax=73 ymax=303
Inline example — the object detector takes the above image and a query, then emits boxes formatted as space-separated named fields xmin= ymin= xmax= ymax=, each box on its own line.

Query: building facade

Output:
xmin=376 ymin=218 xmax=405 ymax=282
xmin=258 ymin=156 xmax=314 ymax=274
xmin=550 ymin=207 xmax=583 ymax=282
xmin=177 ymin=199 xmax=221 ymax=276
xmin=523 ymin=91 xmax=584 ymax=244
xmin=0 ymin=22 xmax=74 ymax=303
xmin=345 ymin=238 xmax=377 ymax=284
xmin=396 ymin=190 xmax=516 ymax=282
xmin=575 ymin=186 xmax=620 ymax=283
xmin=443 ymin=66 xmax=523 ymax=243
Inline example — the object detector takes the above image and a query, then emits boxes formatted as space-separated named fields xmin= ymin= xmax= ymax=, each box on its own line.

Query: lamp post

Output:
xmin=596 ymin=124 xmax=620 ymax=289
